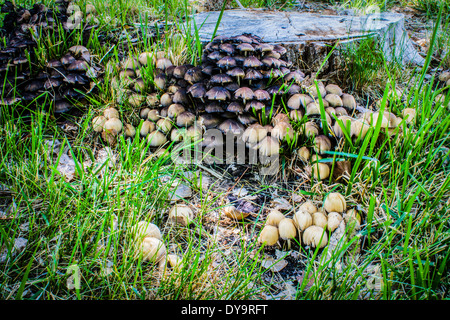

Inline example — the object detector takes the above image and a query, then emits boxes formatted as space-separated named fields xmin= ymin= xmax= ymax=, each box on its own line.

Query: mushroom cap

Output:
xmin=237 ymin=114 xmax=257 ymax=126
xmin=278 ymin=218 xmax=297 ymax=240
xmin=67 ymin=60 xmax=89 ymax=71
xmin=217 ymin=56 xmax=237 ymax=69
xmin=313 ymin=135 xmax=332 ymax=154
xmin=226 ymin=101 xmax=244 ymax=113
xmin=254 ymin=136 xmax=280 ymax=157
xmin=226 ymin=67 xmax=246 ymax=79
xmin=236 ymin=42 xmax=255 ymax=53
xmin=219 ymin=43 xmax=235 ymax=55
xmin=147 ymin=109 xmax=160 ymax=122
xmin=243 ymin=55 xmax=263 ymax=68
xmin=132 ymin=221 xmax=162 ymax=240
xmin=302 ymin=226 xmax=328 ymax=248
xmin=205 ymin=86 xmax=231 ymax=101
xmin=187 ymin=83 xmax=206 ymax=99
xmin=92 ymin=115 xmax=106 ymax=132
xmin=138 ymin=51 xmax=155 ymax=66
xmin=205 ymin=102 xmax=225 ymax=113
xmin=147 ymin=130 xmax=168 ymax=147
xmin=184 ymin=66 xmax=203 ymax=83
xmin=218 ymin=119 xmax=245 ymax=135
xmin=104 ymin=118 xmax=123 ymax=134
xmin=124 ymin=123 xmax=136 ymax=138
xmin=176 ymin=111 xmax=196 ymax=127
xmin=198 ymin=113 xmax=222 ymax=129
xmin=138 ymin=237 xmax=167 ymax=263
xmin=253 ymin=89 xmax=271 ymax=101
xmin=167 ymin=103 xmax=186 ymax=118
xmin=156 ymin=118 xmax=173 ymax=134
xmin=258 ymin=225 xmax=279 ymax=246
xmin=169 ymin=204 xmax=194 ymax=227
xmin=325 ymin=84 xmax=343 ymax=96
xmin=323 ymin=192 xmax=346 ymax=213
xmin=103 ymin=107 xmax=119 ymax=120
xmin=210 ymin=73 xmax=233 ymax=85
xmin=327 ymin=212 xmax=343 ymax=232
xmin=350 ymin=119 xmax=371 ymax=139
xmin=272 ymin=113 xmax=290 ymax=126
xmin=140 ymin=120 xmax=156 ymax=137
xmin=160 ymin=93 xmax=173 ymax=107
xmin=293 ymin=210 xmax=313 ymax=231
xmin=241 ymin=123 xmax=268 ymax=146
xmin=297 ymin=146 xmax=310 ymax=162
xmin=402 ymin=108 xmax=416 ymax=124
xmin=271 ymin=122 xmax=295 ymax=142
xmin=155 ymin=57 xmax=173 ymax=70
xmin=287 ymin=93 xmax=312 ymax=110
xmin=234 ymin=87 xmax=254 ymax=101
xmin=222 ymin=205 xmax=251 ymax=220
xmin=299 ymin=201 xmax=318 ymax=214
xmin=244 ymin=68 xmax=263 ymax=81
xmin=245 ymin=100 xmax=265 ymax=112
xmin=341 ymin=93 xmax=356 ymax=109
xmin=325 ymin=94 xmax=343 ymax=107
xmin=266 ymin=210 xmax=285 ymax=227
xmin=309 ymin=162 xmax=330 ymax=180
xmin=301 ymin=121 xmax=319 ymax=137
xmin=312 ymin=212 xmax=328 ymax=229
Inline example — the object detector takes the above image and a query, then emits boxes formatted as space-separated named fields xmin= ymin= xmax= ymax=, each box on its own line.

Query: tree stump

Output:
xmin=190 ymin=9 xmax=424 ymax=73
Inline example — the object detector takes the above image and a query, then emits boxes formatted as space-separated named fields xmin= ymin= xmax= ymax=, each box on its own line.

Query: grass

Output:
xmin=0 ymin=0 xmax=449 ymax=301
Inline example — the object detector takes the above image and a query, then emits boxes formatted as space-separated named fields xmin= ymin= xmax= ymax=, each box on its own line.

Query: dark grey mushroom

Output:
xmin=205 ymin=86 xmax=230 ymax=101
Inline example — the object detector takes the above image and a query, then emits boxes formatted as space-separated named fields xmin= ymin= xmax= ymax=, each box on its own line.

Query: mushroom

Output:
xmin=402 ymin=108 xmax=416 ymax=124
xmin=219 ymin=43 xmax=235 ymax=55
xmin=242 ymin=123 xmax=268 ymax=146
xmin=266 ymin=210 xmax=285 ymax=227
xmin=254 ymin=136 xmax=280 ymax=157
xmin=327 ymin=212 xmax=343 ymax=232
xmin=227 ymin=101 xmax=245 ymax=114
xmin=325 ymin=84 xmax=343 ymax=96
xmin=271 ymin=122 xmax=295 ymax=142
xmin=323 ymin=192 xmax=346 ymax=213
xmin=156 ymin=118 xmax=173 ymax=134
xmin=325 ymin=94 xmax=343 ymax=107
xmin=216 ymin=56 xmax=236 ymax=69
xmin=147 ymin=130 xmax=167 ymax=147
xmin=333 ymin=115 xmax=352 ymax=139
xmin=155 ymin=57 xmax=173 ymax=71
xmin=313 ymin=135 xmax=332 ymax=154
xmin=168 ymin=204 xmax=193 ymax=227
xmin=187 ymin=83 xmax=206 ymax=101
xmin=278 ymin=218 xmax=297 ymax=249
xmin=226 ymin=67 xmax=246 ymax=85
xmin=297 ymin=146 xmax=310 ymax=162
xmin=205 ymin=102 xmax=224 ymax=113
xmin=131 ymin=221 xmax=162 ymax=240
xmin=293 ymin=210 xmax=313 ymax=232
xmin=184 ymin=66 xmax=203 ymax=84
xmin=137 ymin=237 xmax=167 ymax=263
xmin=104 ymin=118 xmax=123 ymax=134
xmin=103 ymin=107 xmax=119 ymax=120
xmin=140 ymin=120 xmax=156 ymax=137
xmin=312 ymin=211 xmax=328 ymax=229
xmin=138 ymin=51 xmax=155 ymax=66
xmin=205 ymin=86 xmax=231 ymax=101
xmin=210 ymin=73 xmax=233 ymax=85
xmin=236 ymin=42 xmax=255 ymax=55
xmin=218 ymin=119 xmax=245 ymax=135
xmin=244 ymin=68 xmax=263 ymax=84
xmin=344 ymin=209 xmax=362 ymax=231
xmin=92 ymin=115 xmax=106 ymax=132
xmin=350 ymin=120 xmax=371 ymax=139
xmin=124 ymin=123 xmax=136 ymax=138
xmin=300 ymin=121 xmax=319 ymax=137
xmin=167 ymin=103 xmax=186 ymax=118
xmin=341 ymin=93 xmax=356 ymax=109
xmin=176 ymin=111 xmax=196 ymax=127
xmin=298 ymin=201 xmax=317 ymax=214
xmin=309 ymin=162 xmax=330 ymax=180
xmin=147 ymin=109 xmax=160 ymax=122
xmin=302 ymin=226 xmax=328 ymax=248
xmin=258 ymin=225 xmax=279 ymax=246
xmin=234 ymin=87 xmax=254 ymax=103
xmin=243 ymin=55 xmax=263 ymax=68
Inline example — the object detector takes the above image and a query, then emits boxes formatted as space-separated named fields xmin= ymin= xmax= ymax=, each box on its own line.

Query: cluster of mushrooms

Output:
xmin=0 ymin=0 xmax=98 ymax=112
xmin=94 ymin=33 xmax=419 ymax=170
xmin=130 ymin=203 xmax=195 ymax=269
xmin=258 ymin=192 xmax=362 ymax=250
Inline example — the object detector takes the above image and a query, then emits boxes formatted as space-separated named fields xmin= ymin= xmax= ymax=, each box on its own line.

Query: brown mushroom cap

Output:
xmin=147 ymin=130 xmax=167 ymax=147
xmin=167 ymin=103 xmax=186 ymax=118
xmin=313 ymin=135 xmax=332 ymax=154
xmin=210 ymin=73 xmax=233 ymax=85
xmin=205 ymin=86 xmax=231 ymax=101
xmin=243 ymin=55 xmax=263 ymax=68
xmin=244 ymin=68 xmax=263 ymax=82
xmin=234 ymin=87 xmax=254 ymax=102
xmin=218 ymin=119 xmax=245 ymax=135
xmin=219 ymin=43 xmax=235 ymax=55
xmin=245 ymin=100 xmax=265 ymax=112
xmin=226 ymin=101 xmax=244 ymax=113
xmin=155 ymin=57 xmax=173 ymax=70
xmin=205 ymin=102 xmax=225 ymax=113
xmin=176 ymin=111 xmax=196 ymax=127
xmin=216 ymin=56 xmax=237 ymax=69
xmin=254 ymin=136 xmax=280 ymax=157
xmin=199 ymin=113 xmax=222 ymax=129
